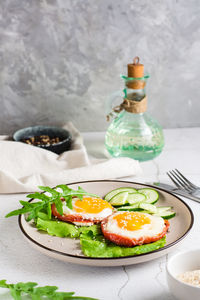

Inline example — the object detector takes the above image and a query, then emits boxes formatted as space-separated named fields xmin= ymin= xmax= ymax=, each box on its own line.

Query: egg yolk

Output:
xmin=73 ymin=197 xmax=113 ymax=214
xmin=113 ymin=212 xmax=151 ymax=231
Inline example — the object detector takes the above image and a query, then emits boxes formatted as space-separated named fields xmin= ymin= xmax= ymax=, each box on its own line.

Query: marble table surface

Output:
xmin=1 ymin=127 xmax=200 ymax=300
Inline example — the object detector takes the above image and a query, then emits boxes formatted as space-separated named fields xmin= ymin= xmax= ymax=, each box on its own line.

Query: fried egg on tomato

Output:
xmin=101 ymin=211 xmax=169 ymax=247
xmin=52 ymin=196 xmax=114 ymax=226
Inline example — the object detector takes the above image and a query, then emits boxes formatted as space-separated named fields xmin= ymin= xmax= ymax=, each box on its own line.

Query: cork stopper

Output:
xmin=126 ymin=57 xmax=145 ymax=89
xmin=128 ymin=57 xmax=144 ymax=78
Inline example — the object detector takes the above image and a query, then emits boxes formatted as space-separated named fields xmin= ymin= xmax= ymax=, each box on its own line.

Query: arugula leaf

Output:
xmin=77 ymin=187 xmax=86 ymax=200
xmin=38 ymin=186 xmax=60 ymax=199
xmin=6 ymin=207 xmax=34 ymax=218
xmin=0 ymin=280 xmax=98 ymax=300
xmin=10 ymin=287 xmax=21 ymax=300
xmin=56 ymin=185 xmax=99 ymax=199
xmin=14 ymin=282 xmax=38 ymax=292
xmin=5 ymin=185 xmax=100 ymax=222
xmin=26 ymin=192 xmax=51 ymax=202
xmin=0 ymin=279 xmax=8 ymax=288
xmin=19 ymin=201 xmax=39 ymax=207
xmin=56 ymin=184 xmax=71 ymax=195
xmin=52 ymin=292 xmax=75 ymax=300
xmin=32 ymin=285 xmax=58 ymax=296
xmin=64 ymin=196 xmax=73 ymax=210
xmin=54 ymin=197 xmax=64 ymax=215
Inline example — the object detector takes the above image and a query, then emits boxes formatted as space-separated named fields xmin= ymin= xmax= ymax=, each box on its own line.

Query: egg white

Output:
xmin=72 ymin=221 xmax=95 ymax=226
xmin=104 ymin=212 xmax=165 ymax=239
xmin=62 ymin=198 xmax=113 ymax=221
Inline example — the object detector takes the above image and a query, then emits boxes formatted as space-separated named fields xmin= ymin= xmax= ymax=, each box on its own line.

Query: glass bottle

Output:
xmin=105 ymin=57 xmax=164 ymax=162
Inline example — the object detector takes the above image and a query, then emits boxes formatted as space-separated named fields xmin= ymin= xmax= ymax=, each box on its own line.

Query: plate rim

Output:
xmin=18 ymin=179 xmax=194 ymax=261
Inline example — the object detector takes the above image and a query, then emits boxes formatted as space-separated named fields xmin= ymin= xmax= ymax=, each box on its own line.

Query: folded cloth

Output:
xmin=0 ymin=122 xmax=142 ymax=193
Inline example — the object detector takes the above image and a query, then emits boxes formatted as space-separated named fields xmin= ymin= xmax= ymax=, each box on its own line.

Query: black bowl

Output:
xmin=13 ymin=125 xmax=72 ymax=154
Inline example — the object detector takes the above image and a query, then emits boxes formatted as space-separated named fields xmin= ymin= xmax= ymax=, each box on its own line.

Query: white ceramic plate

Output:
xmin=18 ymin=180 xmax=193 ymax=267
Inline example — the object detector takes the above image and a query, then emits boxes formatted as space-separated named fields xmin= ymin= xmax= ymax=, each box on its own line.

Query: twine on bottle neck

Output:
xmin=106 ymin=97 xmax=147 ymax=121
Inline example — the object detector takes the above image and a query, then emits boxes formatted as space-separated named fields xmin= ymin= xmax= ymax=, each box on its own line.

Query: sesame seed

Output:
xmin=177 ymin=270 xmax=200 ymax=287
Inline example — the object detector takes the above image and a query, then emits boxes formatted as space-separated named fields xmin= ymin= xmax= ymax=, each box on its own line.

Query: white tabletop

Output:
xmin=1 ymin=127 xmax=200 ymax=300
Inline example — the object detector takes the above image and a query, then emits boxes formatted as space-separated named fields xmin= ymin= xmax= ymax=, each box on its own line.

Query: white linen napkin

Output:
xmin=0 ymin=122 xmax=142 ymax=193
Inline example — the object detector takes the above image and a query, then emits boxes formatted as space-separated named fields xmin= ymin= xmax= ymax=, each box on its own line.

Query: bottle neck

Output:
xmin=119 ymin=75 xmax=148 ymax=114
xmin=121 ymin=74 xmax=149 ymax=103
xmin=124 ymin=78 xmax=147 ymax=102
xmin=125 ymin=87 xmax=146 ymax=102
xmin=121 ymin=81 xmax=147 ymax=114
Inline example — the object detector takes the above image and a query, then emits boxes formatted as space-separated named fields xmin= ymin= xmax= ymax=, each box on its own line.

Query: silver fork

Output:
xmin=167 ymin=169 xmax=200 ymax=197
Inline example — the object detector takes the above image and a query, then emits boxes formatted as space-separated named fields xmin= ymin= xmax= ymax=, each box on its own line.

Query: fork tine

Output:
xmin=169 ymin=171 xmax=187 ymax=189
xmin=168 ymin=171 xmax=192 ymax=192
xmin=175 ymin=169 xmax=197 ymax=188
xmin=172 ymin=170 xmax=195 ymax=191
xmin=172 ymin=170 xmax=193 ymax=191
xmin=167 ymin=172 xmax=182 ymax=188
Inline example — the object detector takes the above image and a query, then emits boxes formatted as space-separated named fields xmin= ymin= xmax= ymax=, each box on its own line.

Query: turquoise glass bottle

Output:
xmin=105 ymin=57 xmax=164 ymax=162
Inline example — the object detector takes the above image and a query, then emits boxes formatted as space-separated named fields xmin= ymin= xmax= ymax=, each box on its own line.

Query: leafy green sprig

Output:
xmin=5 ymin=185 xmax=98 ymax=221
xmin=0 ymin=280 xmax=98 ymax=300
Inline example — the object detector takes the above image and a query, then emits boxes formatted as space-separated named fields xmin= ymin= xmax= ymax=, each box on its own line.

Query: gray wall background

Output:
xmin=1 ymin=0 xmax=200 ymax=134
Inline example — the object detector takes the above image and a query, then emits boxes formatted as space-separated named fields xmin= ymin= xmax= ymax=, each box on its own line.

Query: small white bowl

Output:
xmin=166 ymin=249 xmax=200 ymax=300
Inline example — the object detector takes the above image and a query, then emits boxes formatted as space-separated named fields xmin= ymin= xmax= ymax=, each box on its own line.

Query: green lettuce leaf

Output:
xmin=36 ymin=218 xmax=80 ymax=238
xmin=80 ymin=232 xmax=166 ymax=258
xmin=36 ymin=216 xmax=101 ymax=238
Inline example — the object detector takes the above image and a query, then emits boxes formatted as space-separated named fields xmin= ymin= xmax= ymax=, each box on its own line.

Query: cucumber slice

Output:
xmin=111 ymin=191 xmax=147 ymax=207
xmin=109 ymin=191 xmax=129 ymax=206
xmin=127 ymin=193 xmax=146 ymax=205
xmin=156 ymin=206 xmax=173 ymax=212
xmin=154 ymin=210 xmax=176 ymax=219
xmin=117 ymin=203 xmax=141 ymax=211
xmin=139 ymin=203 xmax=157 ymax=214
xmin=117 ymin=202 xmax=176 ymax=219
xmin=104 ymin=187 xmax=137 ymax=202
xmin=138 ymin=188 xmax=159 ymax=204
